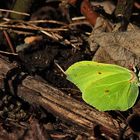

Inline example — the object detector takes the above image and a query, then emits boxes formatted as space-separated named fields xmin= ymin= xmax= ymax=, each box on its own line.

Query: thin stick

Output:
xmin=0 ymin=50 xmax=18 ymax=55
xmin=3 ymin=31 xmax=15 ymax=53
xmin=29 ymin=20 xmax=67 ymax=25
xmin=0 ymin=24 xmax=68 ymax=32
xmin=54 ymin=61 xmax=66 ymax=76
xmin=0 ymin=8 xmax=30 ymax=16
xmin=72 ymin=16 xmax=85 ymax=21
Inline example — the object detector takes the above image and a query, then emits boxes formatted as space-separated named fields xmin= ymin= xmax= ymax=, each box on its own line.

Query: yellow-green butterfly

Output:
xmin=66 ymin=61 xmax=139 ymax=111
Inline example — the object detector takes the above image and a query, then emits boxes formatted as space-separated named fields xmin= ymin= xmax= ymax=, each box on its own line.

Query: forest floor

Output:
xmin=0 ymin=0 xmax=140 ymax=139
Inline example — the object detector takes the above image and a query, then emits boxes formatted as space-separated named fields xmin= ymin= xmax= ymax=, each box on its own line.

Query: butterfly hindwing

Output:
xmin=83 ymin=74 xmax=138 ymax=111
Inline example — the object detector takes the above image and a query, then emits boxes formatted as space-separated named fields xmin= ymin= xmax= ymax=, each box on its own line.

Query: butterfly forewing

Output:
xmin=66 ymin=61 xmax=130 ymax=91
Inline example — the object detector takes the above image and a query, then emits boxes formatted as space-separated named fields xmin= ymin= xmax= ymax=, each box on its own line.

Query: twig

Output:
xmin=29 ymin=20 xmax=67 ymax=26
xmin=0 ymin=8 xmax=30 ymax=16
xmin=0 ymin=50 xmax=18 ymax=55
xmin=0 ymin=24 xmax=68 ymax=32
xmin=40 ymin=30 xmax=59 ymax=40
xmin=54 ymin=61 xmax=66 ymax=76
xmin=72 ymin=16 xmax=85 ymax=21
xmin=3 ymin=31 xmax=15 ymax=53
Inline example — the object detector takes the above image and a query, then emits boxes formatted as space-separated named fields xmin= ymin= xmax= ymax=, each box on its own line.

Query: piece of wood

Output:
xmin=0 ymin=56 xmax=123 ymax=138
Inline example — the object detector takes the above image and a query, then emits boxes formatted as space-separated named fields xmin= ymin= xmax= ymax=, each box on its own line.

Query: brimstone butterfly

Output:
xmin=66 ymin=61 xmax=139 ymax=111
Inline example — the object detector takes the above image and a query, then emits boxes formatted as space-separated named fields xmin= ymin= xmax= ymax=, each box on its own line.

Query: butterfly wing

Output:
xmin=66 ymin=61 xmax=139 ymax=111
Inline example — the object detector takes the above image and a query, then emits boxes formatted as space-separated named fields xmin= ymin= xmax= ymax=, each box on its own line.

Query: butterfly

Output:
xmin=66 ymin=61 xmax=139 ymax=111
